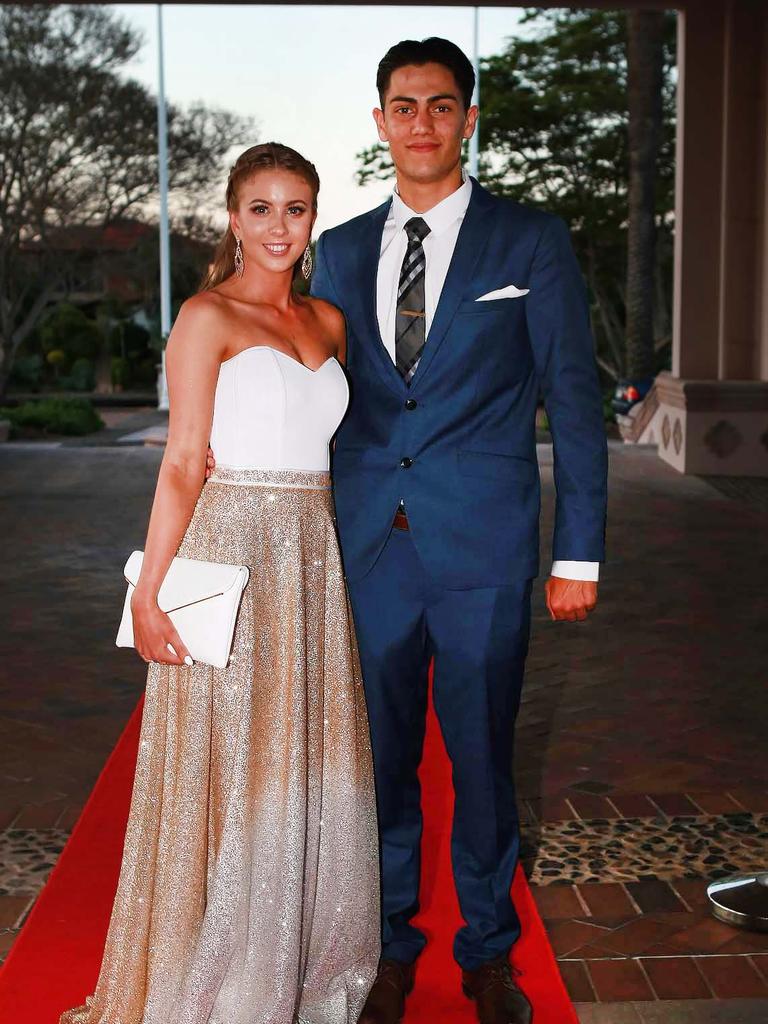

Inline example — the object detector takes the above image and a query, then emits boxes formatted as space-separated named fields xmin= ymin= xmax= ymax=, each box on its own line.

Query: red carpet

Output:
xmin=0 ymin=690 xmax=575 ymax=1023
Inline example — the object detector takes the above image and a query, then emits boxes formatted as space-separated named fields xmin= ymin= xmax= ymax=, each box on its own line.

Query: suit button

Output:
xmin=405 ymin=399 xmax=417 ymax=411
xmin=400 ymin=457 xmax=413 ymax=469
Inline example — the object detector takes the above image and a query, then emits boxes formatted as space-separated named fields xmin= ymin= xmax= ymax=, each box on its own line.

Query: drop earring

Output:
xmin=234 ymin=236 xmax=244 ymax=279
xmin=301 ymin=243 xmax=313 ymax=280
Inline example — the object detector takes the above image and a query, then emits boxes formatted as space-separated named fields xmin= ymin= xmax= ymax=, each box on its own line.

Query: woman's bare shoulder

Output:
xmin=176 ymin=289 xmax=230 ymax=325
xmin=167 ymin=291 xmax=233 ymax=360
xmin=303 ymin=295 xmax=345 ymax=362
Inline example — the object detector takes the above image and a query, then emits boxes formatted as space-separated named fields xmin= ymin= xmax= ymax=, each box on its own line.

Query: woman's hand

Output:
xmin=206 ymin=445 xmax=216 ymax=479
xmin=131 ymin=590 xmax=194 ymax=666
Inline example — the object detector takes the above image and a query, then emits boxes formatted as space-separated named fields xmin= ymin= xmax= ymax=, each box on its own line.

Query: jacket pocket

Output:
xmin=456 ymin=297 xmax=518 ymax=315
xmin=457 ymin=450 xmax=537 ymax=481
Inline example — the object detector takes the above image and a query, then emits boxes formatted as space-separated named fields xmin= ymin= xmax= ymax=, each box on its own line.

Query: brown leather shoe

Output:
xmin=357 ymin=958 xmax=416 ymax=1024
xmin=461 ymin=954 xmax=532 ymax=1024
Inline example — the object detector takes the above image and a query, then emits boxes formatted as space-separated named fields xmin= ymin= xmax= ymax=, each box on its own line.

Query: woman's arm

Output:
xmin=131 ymin=296 xmax=225 ymax=665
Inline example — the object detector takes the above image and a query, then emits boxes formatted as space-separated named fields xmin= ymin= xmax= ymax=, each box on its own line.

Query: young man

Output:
xmin=314 ymin=36 xmax=608 ymax=1024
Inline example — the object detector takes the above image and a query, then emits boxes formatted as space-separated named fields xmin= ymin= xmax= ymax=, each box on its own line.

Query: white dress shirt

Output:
xmin=375 ymin=174 xmax=599 ymax=584
xmin=377 ymin=173 xmax=473 ymax=359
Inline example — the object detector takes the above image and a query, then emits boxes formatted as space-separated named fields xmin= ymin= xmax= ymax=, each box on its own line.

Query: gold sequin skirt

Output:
xmin=61 ymin=467 xmax=380 ymax=1024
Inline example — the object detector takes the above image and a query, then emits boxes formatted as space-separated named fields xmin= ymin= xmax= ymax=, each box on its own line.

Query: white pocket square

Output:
xmin=476 ymin=284 xmax=530 ymax=301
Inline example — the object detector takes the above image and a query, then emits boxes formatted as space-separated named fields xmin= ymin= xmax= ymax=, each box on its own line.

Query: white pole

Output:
xmin=156 ymin=3 xmax=171 ymax=411
xmin=469 ymin=6 xmax=480 ymax=179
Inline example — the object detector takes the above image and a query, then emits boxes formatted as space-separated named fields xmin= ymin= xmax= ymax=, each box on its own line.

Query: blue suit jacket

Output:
xmin=311 ymin=178 xmax=608 ymax=589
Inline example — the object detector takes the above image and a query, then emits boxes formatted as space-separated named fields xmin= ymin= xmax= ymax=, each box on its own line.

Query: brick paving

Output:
xmin=0 ymin=445 xmax=160 ymax=963
xmin=0 ymin=439 xmax=767 ymax=1023
xmin=521 ymin=445 xmax=768 ymax=1020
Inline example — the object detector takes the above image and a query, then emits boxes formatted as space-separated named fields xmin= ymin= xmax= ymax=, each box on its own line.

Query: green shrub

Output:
xmin=59 ymin=357 xmax=95 ymax=392
xmin=39 ymin=303 xmax=103 ymax=361
xmin=8 ymin=353 xmax=44 ymax=391
xmin=111 ymin=356 xmax=130 ymax=389
xmin=134 ymin=356 xmax=158 ymax=388
xmin=0 ymin=397 xmax=104 ymax=437
xmin=123 ymin=320 xmax=150 ymax=351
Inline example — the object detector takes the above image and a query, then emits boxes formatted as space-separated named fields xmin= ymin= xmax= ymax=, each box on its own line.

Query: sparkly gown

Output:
xmin=61 ymin=346 xmax=380 ymax=1024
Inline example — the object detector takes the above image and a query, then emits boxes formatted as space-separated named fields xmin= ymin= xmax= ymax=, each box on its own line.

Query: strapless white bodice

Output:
xmin=209 ymin=346 xmax=348 ymax=471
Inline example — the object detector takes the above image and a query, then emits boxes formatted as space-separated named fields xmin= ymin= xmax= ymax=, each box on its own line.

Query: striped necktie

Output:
xmin=396 ymin=216 xmax=431 ymax=384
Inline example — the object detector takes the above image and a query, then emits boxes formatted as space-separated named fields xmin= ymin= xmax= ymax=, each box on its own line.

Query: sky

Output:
xmin=114 ymin=5 xmax=525 ymax=234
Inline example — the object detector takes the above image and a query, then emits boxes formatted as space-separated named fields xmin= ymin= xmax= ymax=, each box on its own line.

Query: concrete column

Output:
xmin=718 ymin=0 xmax=766 ymax=381
xmin=759 ymin=9 xmax=768 ymax=381
xmin=672 ymin=4 xmax=725 ymax=380
xmin=638 ymin=0 xmax=768 ymax=476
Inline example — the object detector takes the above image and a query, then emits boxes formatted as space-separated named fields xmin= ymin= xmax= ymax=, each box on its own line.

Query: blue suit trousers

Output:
xmin=347 ymin=526 xmax=532 ymax=970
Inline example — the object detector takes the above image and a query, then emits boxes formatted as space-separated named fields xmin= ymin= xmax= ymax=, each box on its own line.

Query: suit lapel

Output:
xmin=410 ymin=179 xmax=497 ymax=394
xmin=355 ymin=199 xmax=407 ymax=396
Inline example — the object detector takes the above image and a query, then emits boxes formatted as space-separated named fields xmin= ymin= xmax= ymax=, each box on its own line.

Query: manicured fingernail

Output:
xmin=184 ymin=656 xmax=194 ymax=666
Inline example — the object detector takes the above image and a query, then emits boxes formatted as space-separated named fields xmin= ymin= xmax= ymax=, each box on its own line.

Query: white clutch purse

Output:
xmin=116 ymin=551 xmax=250 ymax=669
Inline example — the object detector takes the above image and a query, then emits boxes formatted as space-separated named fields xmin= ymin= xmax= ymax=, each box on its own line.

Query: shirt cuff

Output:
xmin=551 ymin=560 xmax=600 ymax=582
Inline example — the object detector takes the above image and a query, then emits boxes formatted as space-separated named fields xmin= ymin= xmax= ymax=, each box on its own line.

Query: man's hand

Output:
xmin=545 ymin=577 xmax=598 ymax=622
xmin=205 ymin=445 xmax=216 ymax=480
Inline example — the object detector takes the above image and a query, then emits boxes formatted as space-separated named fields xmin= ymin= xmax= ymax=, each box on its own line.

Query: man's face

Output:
xmin=373 ymin=62 xmax=478 ymax=186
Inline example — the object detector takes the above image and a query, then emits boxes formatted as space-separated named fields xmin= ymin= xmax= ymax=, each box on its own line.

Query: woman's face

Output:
xmin=229 ymin=168 xmax=315 ymax=277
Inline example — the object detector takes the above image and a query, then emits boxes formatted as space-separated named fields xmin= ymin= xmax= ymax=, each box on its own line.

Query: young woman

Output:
xmin=61 ymin=143 xmax=380 ymax=1024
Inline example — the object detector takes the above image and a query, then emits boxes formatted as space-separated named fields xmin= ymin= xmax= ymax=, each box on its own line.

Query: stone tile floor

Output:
xmin=520 ymin=447 xmax=768 ymax=1019
xmin=0 ymin=439 xmax=767 ymax=1023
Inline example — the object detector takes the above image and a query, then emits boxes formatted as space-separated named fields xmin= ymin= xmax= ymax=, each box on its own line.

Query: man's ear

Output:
xmin=463 ymin=104 xmax=479 ymax=141
xmin=373 ymin=107 xmax=388 ymax=143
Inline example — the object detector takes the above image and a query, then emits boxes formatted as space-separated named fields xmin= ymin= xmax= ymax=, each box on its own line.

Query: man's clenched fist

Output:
xmin=545 ymin=577 xmax=598 ymax=622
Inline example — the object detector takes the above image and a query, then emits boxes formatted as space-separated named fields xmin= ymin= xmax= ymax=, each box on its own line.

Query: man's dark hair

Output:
xmin=376 ymin=37 xmax=475 ymax=111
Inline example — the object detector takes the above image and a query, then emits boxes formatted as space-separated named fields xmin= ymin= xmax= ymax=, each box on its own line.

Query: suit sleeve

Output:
xmin=309 ymin=231 xmax=342 ymax=307
xmin=525 ymin=215 xmax=608 ymax=564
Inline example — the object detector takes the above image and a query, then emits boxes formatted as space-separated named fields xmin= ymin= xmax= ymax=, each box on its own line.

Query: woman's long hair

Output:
xmin=200 ymin=142 xmax=320 ymax=291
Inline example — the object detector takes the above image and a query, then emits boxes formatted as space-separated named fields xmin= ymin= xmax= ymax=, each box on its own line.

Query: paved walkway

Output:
xmin=0 ymin=439 xmax=766 ymax=1021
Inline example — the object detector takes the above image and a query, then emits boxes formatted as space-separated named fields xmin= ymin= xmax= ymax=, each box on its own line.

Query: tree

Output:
xmin=625 ymin=10 xmax=666 ymax=380
xmin=0 ymin=4 xmax=254 ymax=397
xmin=354 ymin=8 xmax=677 ymax=382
